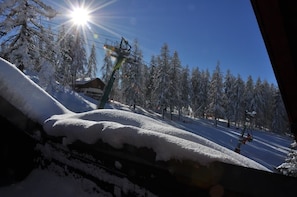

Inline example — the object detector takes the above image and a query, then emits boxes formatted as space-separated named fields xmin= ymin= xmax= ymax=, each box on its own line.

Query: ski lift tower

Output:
xmin=98 ymin=37 xmax=131 ymax=109
xmin=234 ymin=110 xmax=256 ymax=154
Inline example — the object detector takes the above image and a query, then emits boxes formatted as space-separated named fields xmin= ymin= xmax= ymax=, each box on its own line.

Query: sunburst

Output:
xmin=51 ymin=0 xmax=122 ymax=44
xmin=69 ymin=6 xmax=90 ymax=26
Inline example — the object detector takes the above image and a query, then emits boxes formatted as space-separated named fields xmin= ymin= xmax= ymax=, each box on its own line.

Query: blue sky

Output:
xmin=47 ymin=0 xmax=276 ymax=84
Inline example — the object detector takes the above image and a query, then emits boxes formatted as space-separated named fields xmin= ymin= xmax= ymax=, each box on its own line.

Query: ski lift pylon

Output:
xmin=234 ymin=110 xmax=256 ymax=154
xmin=98 ymin=37 xmax=132 ymax=109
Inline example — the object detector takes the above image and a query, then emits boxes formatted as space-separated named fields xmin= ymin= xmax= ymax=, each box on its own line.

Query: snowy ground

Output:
xmin=0 ymin=100 xmax=293 ymax=197
xmin=0 ymin=57 xmax=294 ymax=196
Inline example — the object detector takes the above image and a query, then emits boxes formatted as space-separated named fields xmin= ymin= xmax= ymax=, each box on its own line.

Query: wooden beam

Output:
xmin=251 ymin=0 xmax=297 ymax=138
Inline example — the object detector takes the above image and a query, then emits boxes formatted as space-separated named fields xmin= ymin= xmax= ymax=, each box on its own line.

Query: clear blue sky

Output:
xmin=48 ymin=0 xmax=276 ymax=85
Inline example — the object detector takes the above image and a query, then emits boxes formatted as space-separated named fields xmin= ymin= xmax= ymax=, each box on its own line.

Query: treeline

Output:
xmin=108 ymin=42 xmax=288 ymax=134
xmin=0 ymin=0 xmax=288 ymax=134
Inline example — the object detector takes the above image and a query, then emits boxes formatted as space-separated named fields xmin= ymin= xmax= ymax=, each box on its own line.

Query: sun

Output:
xmin=53 ymin=0 xmax=123 ymax=46
xmin=54 ymin=0 xmax=120 ymax=36
xmin=70 ymin=6 xmax=90 ymax=26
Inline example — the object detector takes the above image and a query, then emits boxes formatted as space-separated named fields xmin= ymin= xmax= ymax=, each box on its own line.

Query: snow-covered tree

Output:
xmin=86 ymin=43 xmax=97 ymax=79
xmin=168 ymin=51 xmax=182 ymax=119
xmin=277 ymin=142 xmax=297 ymax=177
xmin=207 ymin=62 xmax=224 ymax=126
xmin=155 ymin=43 xmax=171 ymax=118
xmin=101 ymin=52 xmax=113 ymax=84
xmin=199 ymin=69 xmax=210 ymax=118
xmin=254 ymin=79 xmax=275 ymax=129
xmin=71 ymin=29 xmax=87 ymax=84
xmin=233 ymin=74 xmax=245 ymax=127
xmin=252 ymin=77 xmax=265 ymax=128
xmin=190 ymin=67 xmax=201 ymax=118
xmin=55 ymin=27 xmax=73 ymax=87
xmin=54 ymin=26 xmax=87 ymax=88
xmin=42 ymin=26 xmax=57 ymax=69
xmin=0 ymin=0 xmax=57 ymax=71
xmin=243 ymin=75 xmax=255 ymax=113
xmin=37 ymin=26 xmax=57 ymax=92
xmin=271 ymin=89 xmax=289 ymax=133
xmin=144 ymin=55 xmax=157 ymax=109
xmin=265 ymin=82 xmax=277 ymax=129
xmin=179 ymin=65 xmax=190 ymax=119
xmin=121 ymin=39 xmax=144 ymax=108
xmin=223 ymin=69 xmax=236 ymax=127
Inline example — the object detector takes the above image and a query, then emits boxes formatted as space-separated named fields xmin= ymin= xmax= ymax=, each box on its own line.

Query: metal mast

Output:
xmin=98 ymin=37 xmax=131 ymax=109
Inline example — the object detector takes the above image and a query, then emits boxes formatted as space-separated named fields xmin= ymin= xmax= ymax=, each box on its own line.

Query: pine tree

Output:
xmin=260 ymin=80 xmax=275 ymax=130
xmin=86 ymin=43 xmax=97 ymax=79
xmin=55 ymin=25 xmax=70 ymax=86
xmin=56 ymin=26 xmax=75 ymax=87
xmin=144 ymin=55 xmax=157 ymax=109
xmin=131 ymin=39 xmax=145 ymax=107
xmin=223 ymin=69 xmax=236 ymax=127
xmin=121 ymin=39 xmax=144 ymax=108
xmin=199 ymin=69 xmax=210 ymax=118
xmin=35 ymin=25 xmax=58 ymax=93
xmin=179 ymin=66 xmax=190 ymax=119
xmin=190 ymin=67 xmax=201 ymax=118
xmin=43 ymin=26 xmax=57 ymax=70
xmin=253 ymin=77 xmax=264 ymax=128
xmin=101 ymin=52 xmax=113 ymax=84
xmin=271 ymin=89 xmax=289 ymax=133
xmin=71 ymin=29 xmax=87 ymax=84
xmin=207 ymin=62 xmax=224 ymax=126
xmin=233 ymin=74 xmax=245 ymax=127
xmin=168 ymin=51 xmax=182 ymax=119
xmin=0 ymin=0 xmax=57 ymax=71
xmin=243 ymin=75 xmax=255 ymax=113
xmin=155 ymin=43 xmax=171 ymax=118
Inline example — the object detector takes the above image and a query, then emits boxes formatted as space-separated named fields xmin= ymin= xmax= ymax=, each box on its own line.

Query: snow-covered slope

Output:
xmin=0 ymin=57 xmax=270 ymax=171
xmin=0 ymin=58 xmax=72 ymax=123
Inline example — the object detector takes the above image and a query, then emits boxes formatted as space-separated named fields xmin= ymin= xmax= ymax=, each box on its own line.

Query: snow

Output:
xmin=0 ymin=57 xmax=294 ymax=196
xmin=0 ymin=168 xmax=101 ymax=197
xmin=0 ymin=58 xmax=71 ymax=123
xmin=44 ymin=109 xmax=270 ymax=168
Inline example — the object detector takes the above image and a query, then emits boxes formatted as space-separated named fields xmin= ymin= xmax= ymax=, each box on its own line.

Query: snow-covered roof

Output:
xmin=75 ymin=77 xmax=92 ymax=85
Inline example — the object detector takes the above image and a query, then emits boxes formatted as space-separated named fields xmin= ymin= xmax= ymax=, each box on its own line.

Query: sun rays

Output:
xmin=69 ymin=6 xmax=90 ymax=26
xmin=51 ymin=0 xmax=122 ymax=47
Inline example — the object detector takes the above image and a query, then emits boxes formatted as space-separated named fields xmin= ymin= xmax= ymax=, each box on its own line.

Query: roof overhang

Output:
xmin=251 ymin=0 xmax=297 ymax=139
